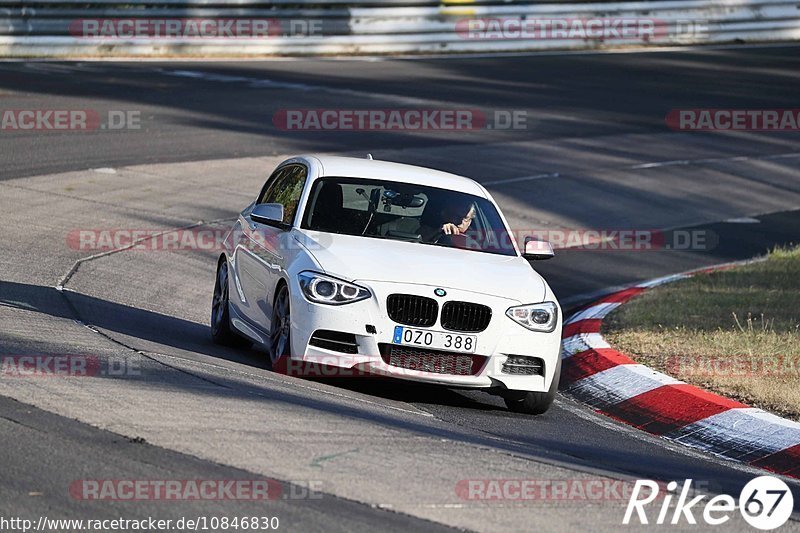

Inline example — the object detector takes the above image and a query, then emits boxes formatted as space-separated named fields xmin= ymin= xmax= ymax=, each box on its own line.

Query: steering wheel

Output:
xmin=432 ymin=229 xmax=453 ymax=245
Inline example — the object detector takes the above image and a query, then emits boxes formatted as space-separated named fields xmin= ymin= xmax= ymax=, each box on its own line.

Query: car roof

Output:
xmin=303 ymin=155 xmax=487 ymax=198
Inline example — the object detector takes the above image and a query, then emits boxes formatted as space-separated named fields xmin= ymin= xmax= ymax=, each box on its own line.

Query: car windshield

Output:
xmin=300 ymin=177 xmax=517 ymax=257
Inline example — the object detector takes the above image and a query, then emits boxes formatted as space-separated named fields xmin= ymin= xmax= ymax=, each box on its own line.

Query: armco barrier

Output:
xmin=0 ymin=0 xmax=798 ymax=57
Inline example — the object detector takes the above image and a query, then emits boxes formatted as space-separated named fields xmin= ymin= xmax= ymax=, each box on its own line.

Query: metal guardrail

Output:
xmin=0 ymin=0 xmax=798 ymax=56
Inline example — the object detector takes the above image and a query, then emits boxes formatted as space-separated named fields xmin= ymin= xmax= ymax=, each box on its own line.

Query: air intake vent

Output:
xmin=501 ymin=355 xmax=544 ymax=376
xmin=309 ymin=330 xmax=358 ymax=354
xmin=441 ymin=301 xmax=492 ymax=333
xmin=386 ymin=294 xmax=438 ymax=327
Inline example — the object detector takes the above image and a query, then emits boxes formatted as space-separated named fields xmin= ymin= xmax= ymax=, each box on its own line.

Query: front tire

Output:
xmin=269 ymin=283 xmax=292 ymax=363
xmin=211 ymin=258 xmax=251 ymax=348
xmin=503 ymin=355 xmax=561 ymax=415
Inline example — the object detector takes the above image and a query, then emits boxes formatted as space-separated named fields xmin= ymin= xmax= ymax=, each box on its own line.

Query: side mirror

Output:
xmin=522 ymin=237 xmax=555 ymax=260
xmin=251 ymin=203 xmax=285 ymax=225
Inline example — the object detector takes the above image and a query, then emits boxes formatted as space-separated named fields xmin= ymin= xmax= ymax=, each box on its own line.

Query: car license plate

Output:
xmin=392 ymin=326 xmax=477 ymax=354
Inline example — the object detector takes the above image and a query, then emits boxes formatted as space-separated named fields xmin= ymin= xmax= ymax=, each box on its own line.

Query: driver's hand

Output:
xmin=442 ymin=223 xmax=461 ymax=235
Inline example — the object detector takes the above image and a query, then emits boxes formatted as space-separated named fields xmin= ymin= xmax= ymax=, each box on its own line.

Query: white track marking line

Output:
xmin=487 ymin=152 xmax=799 ymax=189
xmin=725 ymin=217 xmax=761 ymax=223
xmin=629 ymin=152 xmax=800 ymax=170
xmin=158 ymin=68 xmax=439 ymax=106
xmin=483 ymin=172 xmax=560 ymax=186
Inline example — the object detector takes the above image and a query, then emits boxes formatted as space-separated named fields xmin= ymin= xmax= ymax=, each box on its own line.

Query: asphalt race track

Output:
xmin=1 ymin=46 xmax=800 ymax=531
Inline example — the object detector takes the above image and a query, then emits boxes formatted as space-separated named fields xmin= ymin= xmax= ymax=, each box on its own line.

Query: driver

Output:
xmin=420 ymin=197 xmax=476 ymax=243
xmin=441 ymin=201 xmax=476 ymax=236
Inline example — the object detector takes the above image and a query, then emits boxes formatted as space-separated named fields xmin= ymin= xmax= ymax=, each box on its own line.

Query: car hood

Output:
xmin=295 ymin=231 xmax=546 ymax=303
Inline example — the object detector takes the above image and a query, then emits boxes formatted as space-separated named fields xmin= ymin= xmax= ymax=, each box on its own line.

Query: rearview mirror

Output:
xmin=251 ymin=203 xmax=284 ymax=225
xmin=392 ymin=194 xmax=425 ymax=208
xmin=523 ymin=237 xmax=555 ymax=260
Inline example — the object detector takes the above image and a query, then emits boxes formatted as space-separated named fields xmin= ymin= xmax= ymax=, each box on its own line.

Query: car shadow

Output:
xmin=0 ymin=279 xmax=268 ymax=369
xmin=0 ymin=279 xmax=503 ymax=412
xmin=304 ymin=377 xmax=508 ymax=412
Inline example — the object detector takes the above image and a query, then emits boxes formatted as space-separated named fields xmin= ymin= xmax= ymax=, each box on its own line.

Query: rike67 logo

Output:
xmin=624 ymin=476 xmax=794 ymax=530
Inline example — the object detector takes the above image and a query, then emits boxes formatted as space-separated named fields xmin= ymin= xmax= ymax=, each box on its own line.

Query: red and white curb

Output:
xmin=560 ymin=262 xmax=800 ymax=479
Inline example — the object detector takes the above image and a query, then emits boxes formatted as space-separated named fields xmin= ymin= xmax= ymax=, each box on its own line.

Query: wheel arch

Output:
xmin=273 ymin=276 xmax=289 ymax=304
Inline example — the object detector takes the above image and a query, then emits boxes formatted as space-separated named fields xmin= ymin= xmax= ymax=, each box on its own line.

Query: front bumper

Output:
xmin=287 ymin=279 xmax=562 ymax=392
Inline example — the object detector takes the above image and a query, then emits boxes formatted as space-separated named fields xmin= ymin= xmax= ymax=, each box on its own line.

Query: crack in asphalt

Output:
xmin=53 ymin=217 xmax=238 ymax=389
xmin=55 ymin=217 xmax=235 ymax=290
xmin=310 ymin=448 xmax=360 ymax=469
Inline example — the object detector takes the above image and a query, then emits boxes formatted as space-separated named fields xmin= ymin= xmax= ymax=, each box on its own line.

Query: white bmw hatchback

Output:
xmin=211 ymin=155 xmax=562 ymax=414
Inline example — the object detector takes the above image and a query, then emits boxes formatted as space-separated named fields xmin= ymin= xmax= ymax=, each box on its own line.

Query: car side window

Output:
xmin=258 ymin=165 xmax=307 ymax=225
xmin=257 ymin=167 xmax=287 ymax=205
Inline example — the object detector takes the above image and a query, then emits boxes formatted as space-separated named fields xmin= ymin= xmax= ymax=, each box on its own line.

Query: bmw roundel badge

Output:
xmin=434 ymin=288 xmax=447 ymax=297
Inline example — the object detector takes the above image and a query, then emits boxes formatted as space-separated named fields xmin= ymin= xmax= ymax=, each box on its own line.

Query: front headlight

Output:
xmin=505 ymin=302 xmax=558 ymax=332
xmin=298 ymin=271 xmax=371 ymax=305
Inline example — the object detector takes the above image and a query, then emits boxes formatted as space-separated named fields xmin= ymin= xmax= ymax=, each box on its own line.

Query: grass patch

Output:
xmin=604 ymin=246 xmax=800 ymax=421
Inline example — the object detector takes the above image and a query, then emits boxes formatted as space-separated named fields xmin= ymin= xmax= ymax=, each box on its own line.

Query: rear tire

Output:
xmin=211 ymin=258 xmax=252 ymax=348
xmin=503 ymin=355 xmax=561 ymax=415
